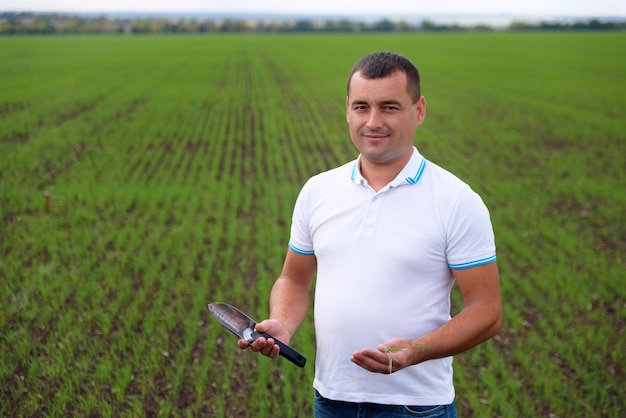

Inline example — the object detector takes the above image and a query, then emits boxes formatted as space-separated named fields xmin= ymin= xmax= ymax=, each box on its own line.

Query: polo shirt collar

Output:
xmin=350 ymin=147 xmax=427 ymax=187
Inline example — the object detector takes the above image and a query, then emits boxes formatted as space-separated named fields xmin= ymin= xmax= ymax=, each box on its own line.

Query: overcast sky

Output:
xmin=1 ymin=0 xmax=625 ymax=17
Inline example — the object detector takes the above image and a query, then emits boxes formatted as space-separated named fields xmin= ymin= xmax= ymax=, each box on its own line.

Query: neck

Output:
xmin=360 ymin=157 xmax=409 ymax=192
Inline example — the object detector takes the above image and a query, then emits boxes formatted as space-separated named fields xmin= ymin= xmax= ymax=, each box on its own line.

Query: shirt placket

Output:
xmin=361 ymin=193 xmax=380 ymax=236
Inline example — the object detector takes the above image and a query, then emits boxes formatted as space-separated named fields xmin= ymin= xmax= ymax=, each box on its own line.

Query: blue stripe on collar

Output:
xmin=351 ymin=162 xmax=358 ymax=182
xmin=405 ymin=157 xmax=426 ymax=184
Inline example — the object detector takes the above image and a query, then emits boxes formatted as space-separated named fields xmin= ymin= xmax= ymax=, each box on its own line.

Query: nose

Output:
xmin=366 ymin=109 xmax=383 ymax=130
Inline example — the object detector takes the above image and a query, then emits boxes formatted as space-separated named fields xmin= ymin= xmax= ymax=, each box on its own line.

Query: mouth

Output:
xmin=362 ymin=130 xmax=389 ymax=141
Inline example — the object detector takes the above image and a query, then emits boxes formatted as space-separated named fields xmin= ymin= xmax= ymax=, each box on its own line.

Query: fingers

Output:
xmin=351 ymin=348 xmax=394 ymax=374
xmin=253 ymin=320 xmax=271 ymax=333
xmin=238 ymin=336 xmax=280 ymax=359
xmin=236 ymin=319 xmax=286 ymax=360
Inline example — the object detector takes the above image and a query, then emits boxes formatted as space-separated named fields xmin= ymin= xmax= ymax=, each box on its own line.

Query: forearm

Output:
xmin=408 ymin=262 xmax=502 ymax=364
xmin=408 ymin=303 xmax=501 ymax=365
xmin=268 ymin=275 xmax=311 ymax=340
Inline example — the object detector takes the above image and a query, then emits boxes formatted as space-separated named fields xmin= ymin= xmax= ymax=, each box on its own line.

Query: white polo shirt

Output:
xmin=288 ymin=147 xmax=496 ymax=406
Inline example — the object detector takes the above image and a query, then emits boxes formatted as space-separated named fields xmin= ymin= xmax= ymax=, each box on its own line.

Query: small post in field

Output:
xmin=44 ymin=190 xmax=51 ymax=213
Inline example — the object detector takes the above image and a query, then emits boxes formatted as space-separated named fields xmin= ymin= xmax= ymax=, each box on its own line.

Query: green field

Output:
xmin=1 ymin=32 xmax=625 ymax=417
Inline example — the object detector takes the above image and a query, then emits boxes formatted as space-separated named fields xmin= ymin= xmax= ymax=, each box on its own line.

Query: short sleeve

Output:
xmin=446 ymin=187 xmax=497 ymax=270
xmin=288 ymin=181 xmax=315 ymax=256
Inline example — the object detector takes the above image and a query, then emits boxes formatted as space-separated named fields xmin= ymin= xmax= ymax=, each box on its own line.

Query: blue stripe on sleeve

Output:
xmin=449 ymin=255 xmax=496 ymax=270
xmin=288 ymin=242 xmax=315 ymax=256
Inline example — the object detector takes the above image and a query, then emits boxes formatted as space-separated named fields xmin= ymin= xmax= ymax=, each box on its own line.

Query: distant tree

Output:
xmin=370 ymin=18 xmax=394 ymax=31
xmin=32 ymin=15 xmax=55 ymax=33
xmin=508 ymin=21 xmax=537 ymax=31
xmin=471 ymin=24 xmax=493 ymax=32
xmin=395 ymin=20 xmax=415 ymax=32
xmin=421 ymin=19 xmax=439 ymax=31
xmin=293 ymin=19 xmax=314 ymax=32
xmin=322 ymin=19 xmax=355 ymax=32
xmin=337 ymin=19 xmax=356 ymax=32
xmin=0 ymin=16 xmax=23 ymax=34
xmin=587 ymin=19 xmax=610 ymax=30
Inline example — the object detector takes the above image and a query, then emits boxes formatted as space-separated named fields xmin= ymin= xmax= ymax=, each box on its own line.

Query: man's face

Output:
xmin=346 ymin=71 xmax=426 ymax=169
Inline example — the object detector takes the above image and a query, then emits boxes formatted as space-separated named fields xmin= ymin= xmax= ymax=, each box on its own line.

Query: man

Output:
xmin=238 ymin=51 xmax=501 ymax=417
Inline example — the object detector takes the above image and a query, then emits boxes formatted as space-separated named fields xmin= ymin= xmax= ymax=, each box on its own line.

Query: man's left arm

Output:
xmin=351 ymin=262 xmax=501 ymax=373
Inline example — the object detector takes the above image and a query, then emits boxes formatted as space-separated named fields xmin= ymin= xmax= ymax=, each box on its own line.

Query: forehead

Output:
xmin=348 ymin=71 xmax=411 ymax=103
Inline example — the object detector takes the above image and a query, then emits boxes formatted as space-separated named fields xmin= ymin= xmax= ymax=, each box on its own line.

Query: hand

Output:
xmin=351 ymin=338 xmax=418 ymax=374
xmin=237 ymin=319 xmax=291 ymax=360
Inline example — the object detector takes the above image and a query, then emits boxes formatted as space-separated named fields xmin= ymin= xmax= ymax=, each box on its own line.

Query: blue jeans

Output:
xmin=314 ymin=390 xmax=457 ymax=418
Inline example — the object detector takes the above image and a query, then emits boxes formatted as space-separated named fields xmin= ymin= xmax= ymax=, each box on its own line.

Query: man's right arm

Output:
xmin=238 ymin=249 xmax=317 ymax=358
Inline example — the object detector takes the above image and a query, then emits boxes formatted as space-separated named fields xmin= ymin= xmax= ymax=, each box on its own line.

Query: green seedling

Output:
xmin=384 ymin=344 xmax=432 ymax=374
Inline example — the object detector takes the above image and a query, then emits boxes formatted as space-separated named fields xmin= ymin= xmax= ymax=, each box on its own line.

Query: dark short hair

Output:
xmin=347 ymin=51 xmax=421 ymax=103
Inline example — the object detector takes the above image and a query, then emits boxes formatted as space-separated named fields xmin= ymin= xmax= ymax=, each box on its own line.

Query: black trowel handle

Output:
xmin=249 ymin=330 xmax=307 ymax=368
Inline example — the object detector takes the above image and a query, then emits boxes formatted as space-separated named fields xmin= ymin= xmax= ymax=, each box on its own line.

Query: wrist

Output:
xmin=407 ymin=339 xmax=434 ymax=365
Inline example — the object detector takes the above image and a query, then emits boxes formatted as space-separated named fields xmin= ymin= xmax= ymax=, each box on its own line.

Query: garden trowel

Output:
xmin=208 ymin=302 xmax=306 ymax=367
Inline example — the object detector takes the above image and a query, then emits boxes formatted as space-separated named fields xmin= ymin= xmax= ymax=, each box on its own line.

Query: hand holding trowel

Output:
xmin=208 ymin=302 xmax=307 ymax=368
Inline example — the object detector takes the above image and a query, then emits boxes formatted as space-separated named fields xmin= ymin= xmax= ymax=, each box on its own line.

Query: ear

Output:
xmin=345 ymin=96 xmax=350 ymax=123
xmin=416 ymin=96 xmax=427 ymax=125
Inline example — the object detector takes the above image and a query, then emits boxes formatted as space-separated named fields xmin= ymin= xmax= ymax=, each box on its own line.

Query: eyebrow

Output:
xmin=350 ymin=99 xmax=403 ymax=106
